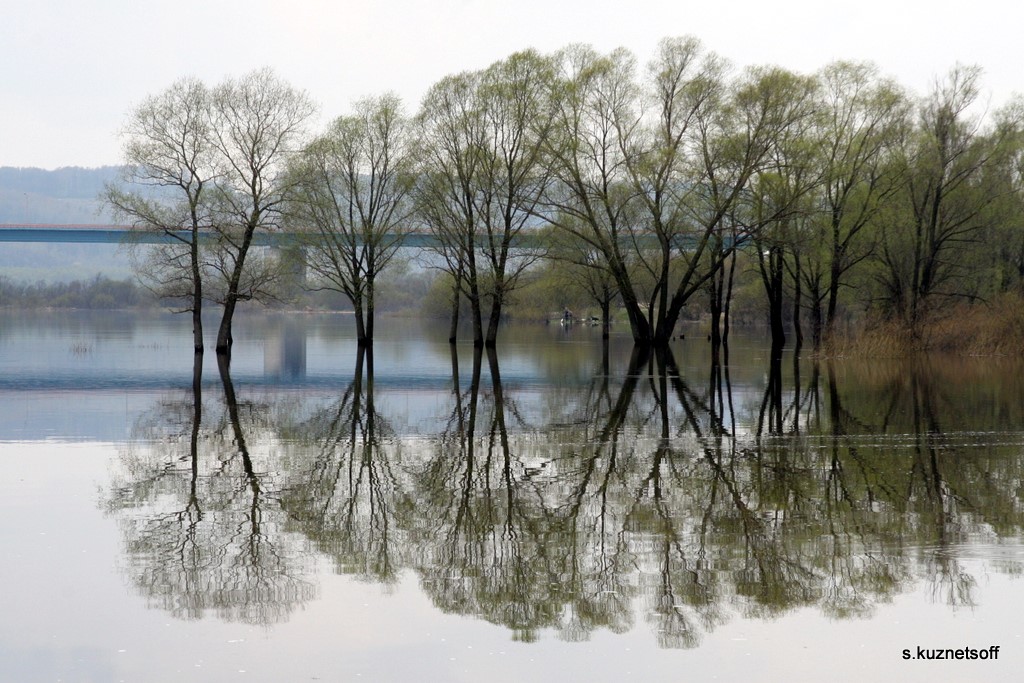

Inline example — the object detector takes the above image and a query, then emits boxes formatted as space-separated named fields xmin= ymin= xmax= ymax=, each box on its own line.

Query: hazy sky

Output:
xmin=3 ymin=0 xmax=1020 ymax=169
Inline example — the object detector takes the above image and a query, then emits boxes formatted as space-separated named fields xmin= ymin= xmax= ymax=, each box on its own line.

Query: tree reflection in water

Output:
xmin=279 ymin=345 xmax=410 ymax=585
xmin=104 ymin=342 xmax=1024 ymax=645
xmin=104 ymin=353 xmax=317 ymax=625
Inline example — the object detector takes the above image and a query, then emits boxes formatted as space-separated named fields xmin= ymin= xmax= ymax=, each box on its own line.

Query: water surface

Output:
xmin=2 ymin=310 xmax=1023 ymax=681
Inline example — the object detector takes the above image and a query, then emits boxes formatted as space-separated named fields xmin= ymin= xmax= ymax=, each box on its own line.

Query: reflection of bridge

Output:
xmin=0 ymin=223 xmax=446 ymax=246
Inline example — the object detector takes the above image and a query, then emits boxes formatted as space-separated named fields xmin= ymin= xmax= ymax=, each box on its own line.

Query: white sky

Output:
xmin=3 ymin=0 xmax=1021 ymax=169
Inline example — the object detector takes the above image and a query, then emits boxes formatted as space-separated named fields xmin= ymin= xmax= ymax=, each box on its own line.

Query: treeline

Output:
xmin=107 ymin=37 xmax=1024 ymax=352
xmin=0 ymin=274 xmax=151 ymax=309
xmin=0 ymin=270 xmax=438 ymax=313
xmin=0 ymin=166 xmax=120 ymax=199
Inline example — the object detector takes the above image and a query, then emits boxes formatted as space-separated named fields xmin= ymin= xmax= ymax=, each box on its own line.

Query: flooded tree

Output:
xmin=208 ymin=68 xmax=316 ymax=354
xmin=107 ymin=69 xmax=315 ymax=355
xmin=289 ymin=94 xmax=415 ymax=345
xmin=105 ymin=78 xmax=214 ymax=353
xmin=743 ymin=69 xmax=820 ymax=354
xmin=543 ymin=40 xmax=818 ymax=346
xmin=804 ymin=62 xmax=909 ymax=345
xmin=540 ymin=45 xmax=644 ymax=340
xmin=415 ymin=71 xmax=488 ymax=344
xmin=415 ymin=50 xmax=555 ymax=347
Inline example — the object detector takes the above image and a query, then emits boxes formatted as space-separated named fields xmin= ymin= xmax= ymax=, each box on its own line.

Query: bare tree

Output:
xmin=207 ymin=68 xmax=316 ymax=354
xmin=626 ymin=37 xmax=725 ymax=342
xmin=415 ymin=50 xmax=554 ymax=347
xmin=416 ymin=70 xmax=489 ymax=344
xmin=541 ymin=45 xmax=647 ymax=338
xmin=664 ymin=63 xmax=819 ymax=344
xmin=543 ymin=41 xmax=816 ymax=345
xmin=104 ymin=78 xmax=214 ymax=352
xmin=742 ymin=70 xmax=822 ymax=353
xmin=290 ymin=94 xmax=415 ymax=345
xmin=474 ymin=50 xmax=556 ymax=345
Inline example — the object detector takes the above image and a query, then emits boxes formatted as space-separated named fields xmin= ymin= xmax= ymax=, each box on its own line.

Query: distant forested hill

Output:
xmin=0 ymin=166 xmax=121 ymax=223
xmin=0 ymin=166 xmax=131 ymax=282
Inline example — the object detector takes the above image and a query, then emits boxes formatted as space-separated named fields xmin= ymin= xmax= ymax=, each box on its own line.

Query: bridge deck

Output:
xmin=1 ymin=223 xmax=670 ymax=249
xmin=0 ymin=224 xmax=442 ymax=246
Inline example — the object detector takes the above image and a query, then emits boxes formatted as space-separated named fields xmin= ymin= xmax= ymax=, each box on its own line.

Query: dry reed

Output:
xmin=822 ymin=293 xmax=1024 ymax=357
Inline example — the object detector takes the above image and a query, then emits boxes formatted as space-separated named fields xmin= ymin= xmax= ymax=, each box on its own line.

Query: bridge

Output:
xmin=0 ymin=223 xmax=689 ymax=250
xmin=0 ymin=224 xmax=145 ymax=244
xmin=0 ymin=223 xmax=444 ymax=247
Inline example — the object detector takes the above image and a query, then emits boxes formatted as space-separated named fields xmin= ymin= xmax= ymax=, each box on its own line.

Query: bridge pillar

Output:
xmin=272 ymin=244 xmax=307 ymax=299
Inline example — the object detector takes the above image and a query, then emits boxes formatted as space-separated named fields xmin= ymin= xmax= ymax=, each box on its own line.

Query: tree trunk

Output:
xmin=767 ymin=247 xmax=786 ymax=356
xmin=724 ymin=250 xmax=737 ymax=345
xmin=466 ymin=256 xmax=484 ymax=347
xmin=600 ymin=257 xmax=652 ymax=344
xmin=810 ymin=295 xmax=823 ymax=350
xmin=825 ymin=259 xmax=841 ymax=339
xmin=448 ymin=275 xmax=461 ymax=344
xmin=619 ymin=285 xmax=653 ymax=344
xmin=215 ymin=223 xmax=257 ymax=355
xmin=600 ymin=294 xmax=611 ymax=340
xmin=191 ymin=241 xmax=204 ymax=353
xmin=192 ymin=307 xmax=204 ymax=354
xmin=709 ymin=274 xmax=722 ymax=365
xmin=365 ymin=278 xmax=375 ymax=344
xmin=353 ymin=298 xmax=367 ymax=346
xmin=485 ymin=299 xmax=501 ymax=348
xmin=216 ymin=298 xmax=237 ymax=355
xmin=470 ymin=292 xmax=484 ymax=347
xmin=792 ymin=257 xmax=803 ymax=354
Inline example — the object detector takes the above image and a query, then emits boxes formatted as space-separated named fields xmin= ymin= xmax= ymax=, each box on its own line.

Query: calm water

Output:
xmin=2 ymin=310 xmax=1023 ymax=682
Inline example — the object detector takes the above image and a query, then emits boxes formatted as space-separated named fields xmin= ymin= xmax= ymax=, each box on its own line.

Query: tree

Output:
xmin=416 ymin=70 xmax=489 ymax=344
xmin=415 ymin=50 xmax=554 ymax=347
xmin=743 ymin=71 xmax=821 ymax=353
xmin=541 ymin=45 xmax=647 ymax=339
xmin=290 ymin=94 xmax=415 ymax=345
xmin=801 ymin=62 xmax=909 ymax=345
xmin=875 ymin=66 xmax=1019 ymax=327
xmin=988 ymin=98 xmax=1024 ymax=291
xmin=626 ymin=36 xmax=726 ymax=343
xmin=207 ymin=68 xmax=316 ymax=354
xmin=543 ymin=41 xmax=817 ymax=345
xmin=474 ymin=50 xmax=556 ymax=346
xmin=105 ymin=78 xmax=213 ymax=352
xmin=687 ymin=65 xmax=818 ymax=353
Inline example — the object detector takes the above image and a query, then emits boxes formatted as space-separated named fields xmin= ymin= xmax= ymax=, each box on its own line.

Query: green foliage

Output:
xmin=512 ymin=262 xmax=599 ymax=320
xmin=91 ymin=41 xmax=1024 ymax=350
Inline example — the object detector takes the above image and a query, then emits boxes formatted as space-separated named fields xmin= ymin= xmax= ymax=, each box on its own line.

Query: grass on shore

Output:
xmin=824 ymin=292 xmax=1024 ymax=357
